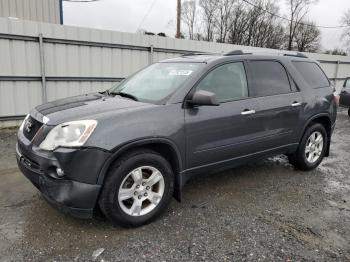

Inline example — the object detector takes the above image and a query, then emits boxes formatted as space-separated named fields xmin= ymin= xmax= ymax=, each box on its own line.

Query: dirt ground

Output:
xmin=0 ymin=110 xmax=349 ymax=262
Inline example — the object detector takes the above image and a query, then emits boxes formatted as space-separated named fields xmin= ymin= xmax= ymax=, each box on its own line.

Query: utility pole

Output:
xmin=176 ymin=0 xmax=181 ymax=38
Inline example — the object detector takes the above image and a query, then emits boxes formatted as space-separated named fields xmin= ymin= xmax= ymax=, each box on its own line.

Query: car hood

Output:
xmin=30 ymin=93 xmax=153 ymax=125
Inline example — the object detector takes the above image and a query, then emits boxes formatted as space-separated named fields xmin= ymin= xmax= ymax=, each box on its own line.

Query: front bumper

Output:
xmin=16 ymin=142 xmax=107 ymax=219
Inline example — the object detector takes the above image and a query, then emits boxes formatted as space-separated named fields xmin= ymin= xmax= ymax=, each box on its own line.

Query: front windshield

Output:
xmin=109 ymin=62 xmax=203 ymax=103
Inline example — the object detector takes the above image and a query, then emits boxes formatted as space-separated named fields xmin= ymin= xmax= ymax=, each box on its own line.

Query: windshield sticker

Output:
xmin=168 ymin=70 xmax=193 ymax=76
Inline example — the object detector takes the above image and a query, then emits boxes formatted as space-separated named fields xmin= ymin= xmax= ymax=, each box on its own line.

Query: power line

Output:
xmin=137 ymin=0 xmax=159 ymax=31
xmin=242 ymin=0 xmax=349 ymax=29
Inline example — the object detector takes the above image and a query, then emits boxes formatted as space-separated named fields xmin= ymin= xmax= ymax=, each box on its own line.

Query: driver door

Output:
xmin=185 ymin=61 xmax=264 ymax=170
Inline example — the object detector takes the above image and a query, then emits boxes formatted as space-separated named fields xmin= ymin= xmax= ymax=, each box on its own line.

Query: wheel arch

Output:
xmin=97 ymin=138 xmax=184 ymax=201
xmin=301 ymin=113 xmax=332 ymax=157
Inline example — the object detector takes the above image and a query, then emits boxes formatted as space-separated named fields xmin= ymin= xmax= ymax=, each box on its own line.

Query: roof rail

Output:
xmin=283 ymin=52 xmax=308 ymax=58
xmin=184 ymin=49 xmax=309 ymax=58
xmin=182 ymin=52 xmax=211 ymax=57
xmin=224 ymin=50 xmax=252 ymax=56
xmin=224 ymin=49 xmax=308 ymax=58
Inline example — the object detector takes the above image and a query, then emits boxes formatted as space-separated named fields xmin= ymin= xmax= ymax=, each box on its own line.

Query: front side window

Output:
xmin=110 ymin=62 xmax=204 ymax=103
xmin=195 ymin=62 xmax=248 ymax=102
xmin=249 ymin=60 xmax=292 ymax=97
xmin=292 ymin=61 xmax=330 ymax=89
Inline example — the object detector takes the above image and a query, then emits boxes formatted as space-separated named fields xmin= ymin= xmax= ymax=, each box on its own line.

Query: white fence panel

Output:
xmin=0 ymin=81 xmax=42 ymax=116
xmin=0 ymin=17 xmax=350 ymax=123
xmin=46 ymin=81 xmax=113 ymax=102
xmin=0 ymin=0 xmax=60 ymax=24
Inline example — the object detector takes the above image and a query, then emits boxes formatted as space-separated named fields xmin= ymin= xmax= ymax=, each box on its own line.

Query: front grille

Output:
xmin=23 ymin=115 xmax=43 ymax=141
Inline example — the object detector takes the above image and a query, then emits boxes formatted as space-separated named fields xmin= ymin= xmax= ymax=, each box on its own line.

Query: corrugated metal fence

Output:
xmin=1 ymin=17 xmax=350 ymax=126
xmin=0 ymin=0 xmax=61 ymax=24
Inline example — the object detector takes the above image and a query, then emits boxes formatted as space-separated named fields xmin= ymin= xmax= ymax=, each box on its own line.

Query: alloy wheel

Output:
xmin=118 ymin=166 xmax=165 ymax=216
xmin=305 ymin=131 xmax=324 ymax=164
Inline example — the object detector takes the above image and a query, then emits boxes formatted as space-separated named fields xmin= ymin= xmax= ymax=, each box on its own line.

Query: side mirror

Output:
xmin=188 ymin=90 xmax=219 ymax=106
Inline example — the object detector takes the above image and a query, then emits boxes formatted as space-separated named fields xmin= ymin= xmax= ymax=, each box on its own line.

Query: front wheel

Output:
xmin=99 ymin=149 xmax=174 ymax=227
xmin=288 ymin=123 xmax=327 ymax=171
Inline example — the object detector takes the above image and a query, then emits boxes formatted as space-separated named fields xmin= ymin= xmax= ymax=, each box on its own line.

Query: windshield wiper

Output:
xmin=99 ymin=90 xmax=111 ymax=96
xmin=110 ymin=91 xmax=138 ymax=101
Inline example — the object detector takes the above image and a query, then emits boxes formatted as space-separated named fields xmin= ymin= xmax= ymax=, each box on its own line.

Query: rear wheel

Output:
xmin=288 ymin=123 xmax=327 ymax=171
xmin=99 ymin=149 xmax=174 ymax=227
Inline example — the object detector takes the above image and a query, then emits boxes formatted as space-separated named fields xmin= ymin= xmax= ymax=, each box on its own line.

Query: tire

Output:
xmin=99 ymin=149 xmax=174 ymax=227
xmin=348 ymin=108 xmax=350 ymax=117
xmin=288 ymin=123 xmax=328 ymax=171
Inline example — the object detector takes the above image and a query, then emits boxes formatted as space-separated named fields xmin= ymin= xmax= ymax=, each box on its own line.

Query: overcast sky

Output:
xmin=63 ymin=0 xmax=350 ymax=51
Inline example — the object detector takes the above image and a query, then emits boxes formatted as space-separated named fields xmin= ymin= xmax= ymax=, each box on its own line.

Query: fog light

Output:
xmin=56 ymin=168 xmax=64 ymax=177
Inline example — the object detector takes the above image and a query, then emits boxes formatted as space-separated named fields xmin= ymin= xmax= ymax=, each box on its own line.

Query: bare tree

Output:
xmin=325 ymin=49 xmax=347 ymax=56
xmin=214 ymin=0 xmax=235 ymax=43
xmin=199 ymin=0 xmax=218 ymax=41
xmin=265 ymin=24 xmax=286 ymax=49
xmin=182 ymin=1 xmax=197 ymax=40
xmin=245 ymin=0 xmax=265 ymax=46
xmin=294 ymin=21 xmax=321 ymax=52
xmin=341 ymin=10 xmax=350 ymax=45
xmin=194 ymin=0 xmax=322 ymax=52
xmin=227 ymin=2 xmax=248 ymax=45
xmin=227 ymin=0 xmax=285 ymax=49
xmin=286 ymin=0 xmax=317 ymax=50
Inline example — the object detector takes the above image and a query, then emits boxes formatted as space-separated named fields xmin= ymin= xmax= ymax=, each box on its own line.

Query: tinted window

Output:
xmin=249 ymin=61 xmax=291 ymax=97
xmin=196 ymin=62 xmax=248 ymax=102
xmin=110 ymin=62 xmax=203 ymax=103
xmin=292 ymin=61 xmax=329 ymax=88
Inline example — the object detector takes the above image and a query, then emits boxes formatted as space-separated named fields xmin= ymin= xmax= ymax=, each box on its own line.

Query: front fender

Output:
xmin=96 ymin=137 xmax=184 ymax=201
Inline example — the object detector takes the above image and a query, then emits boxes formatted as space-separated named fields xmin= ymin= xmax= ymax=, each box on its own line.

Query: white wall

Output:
xmin=0 ymin=0 xmax=61 ymax=24
xmin=0 ymin=17 xmax=349 ymax=121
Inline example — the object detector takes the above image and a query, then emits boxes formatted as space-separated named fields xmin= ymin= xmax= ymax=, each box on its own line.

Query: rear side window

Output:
xmin=249 ymin=61 xmax=292 ymax=97
xmin=292 ymin=61 xmax=329 ymax=88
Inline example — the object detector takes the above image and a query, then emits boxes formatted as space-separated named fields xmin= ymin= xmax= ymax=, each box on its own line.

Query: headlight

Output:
xmin=19 ymin=114 xmax=30 ymax=131
xmin=39 ymin=120 xmax=97 ymax=151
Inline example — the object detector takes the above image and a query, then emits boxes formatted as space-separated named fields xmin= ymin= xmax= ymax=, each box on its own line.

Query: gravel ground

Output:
xmin=0 ymin=111 xmax=349 ymax=261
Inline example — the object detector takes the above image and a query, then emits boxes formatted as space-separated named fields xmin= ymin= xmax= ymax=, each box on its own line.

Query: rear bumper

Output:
xmin=16 ymin=143 xmax=102 ymax=219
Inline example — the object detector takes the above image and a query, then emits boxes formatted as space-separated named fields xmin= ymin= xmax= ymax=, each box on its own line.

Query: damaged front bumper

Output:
xmin=16 ymin=139 xmax=110 ymax=219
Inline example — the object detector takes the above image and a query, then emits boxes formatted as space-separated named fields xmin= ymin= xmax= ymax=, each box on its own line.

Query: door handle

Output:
xmin=241 ymin=109 xmax=256 ymax=115
xmin=291 ymin=102 xmax=302 ymax=107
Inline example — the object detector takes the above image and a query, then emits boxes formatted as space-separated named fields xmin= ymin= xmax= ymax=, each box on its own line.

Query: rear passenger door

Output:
xmin=247 ymin=60 xmax=303 ymax=148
